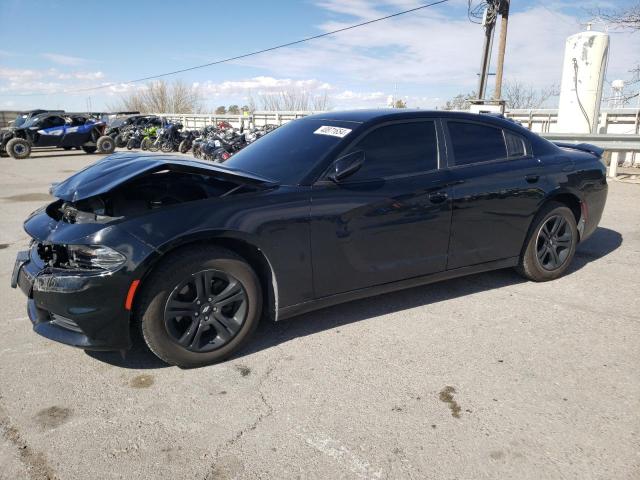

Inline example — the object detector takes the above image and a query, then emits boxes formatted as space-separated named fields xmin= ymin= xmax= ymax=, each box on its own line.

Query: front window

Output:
xmin=341 ymin=121 xmax=438 ymax=181
xmin=222 ymin=119 xmax=355 ymax=184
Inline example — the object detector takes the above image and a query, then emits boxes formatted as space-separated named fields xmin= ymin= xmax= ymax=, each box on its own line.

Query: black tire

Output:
xmin=82 ymin=146 xmax=97 ymax=154
xmin=178 ymin=140 xmax=190 ymax=154
xmin=516 ymin=202 xmax=578 ymax=282
xmin=115 ymin=134 xmax=126 ymax=148
xmin=6 ymin=138 xmax=31 ymax=159
xmin=160 ymin=141 xmax=174 ymax=153
xmin=148 ymin=140 xmax=160 ymax=152
xmin=140 ymin=137 xmax=151 ymax=151
xmin=63 ymin=146 xmax=72 ymax=150
xmin=97 ymin=136 xmax=116 ymax=154
xmin=136 ymin=246 xmax=262 ymax=368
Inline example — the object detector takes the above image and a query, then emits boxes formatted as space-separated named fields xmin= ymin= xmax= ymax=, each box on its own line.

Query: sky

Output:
xmin=0 ymin=0 xmax=638 ymax=112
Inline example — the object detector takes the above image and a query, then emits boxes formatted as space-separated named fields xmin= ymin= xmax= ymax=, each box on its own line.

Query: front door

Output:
xmin=33 ymin=115 xmax=67 ymax=147
xmin=310 ymin=119 xmax=452 ymax=298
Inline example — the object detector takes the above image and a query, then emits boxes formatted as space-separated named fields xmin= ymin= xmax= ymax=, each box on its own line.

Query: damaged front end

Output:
xmin=11 ymin=153 xmax=277 ymax=351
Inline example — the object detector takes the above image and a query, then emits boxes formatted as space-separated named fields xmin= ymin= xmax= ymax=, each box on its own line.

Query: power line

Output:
xmin=4 ymin=0 xmax=450 ymax=97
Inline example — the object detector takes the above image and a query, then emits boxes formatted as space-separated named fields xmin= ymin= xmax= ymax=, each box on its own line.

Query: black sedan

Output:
xmin=11 ymin=110 xmax=608 ymax=367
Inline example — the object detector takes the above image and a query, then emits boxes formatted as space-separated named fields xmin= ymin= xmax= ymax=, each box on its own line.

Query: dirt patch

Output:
xmin=1 ymin=409 xmax=58 ymax=479
xmin=3 ymin=193 xmax=52 ymax=202
xmin=34 ymin=406 xmax=71 ymax=430
xmin=130 ymin=374 xmax=154 ymax=389
xmin=439 ymin=386 xmax=462 ymax=418
xmin=490 ymin=450 xmax=505 ymax=460
xmin=236 ymin=365 xmax=251 ymax=377
xmin=0 ymin=243 xmax=9 ymax=250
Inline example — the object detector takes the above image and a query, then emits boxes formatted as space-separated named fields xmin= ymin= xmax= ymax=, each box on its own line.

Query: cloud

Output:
xmin=196 ymin=76 xmax=333 ymax=96
xmin=0 ymin=67 xmax=106 ymax=95
xmin=231 ymin=1 xmax=640 ymax=105
xmin=42 ymin=53 xmax=87 ymax=66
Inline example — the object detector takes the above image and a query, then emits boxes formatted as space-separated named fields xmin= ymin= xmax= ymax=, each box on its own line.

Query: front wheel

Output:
xmin=6 ymin=138 xmax=31 ymax=159
xmin=114 ymin=134 xmax=126 ymax=148
xmin=516 ymin=202 xmax=578 ymax=282
xmin=160 ymin=141 xmax=174 ymax=153
xmin=137 ymin=246 xmax=262 ymax=368
xmin=178 ymin=140 xmax=190 ymax=154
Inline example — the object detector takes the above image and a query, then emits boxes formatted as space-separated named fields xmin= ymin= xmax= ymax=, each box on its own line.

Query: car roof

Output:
xmin=305 ymin=109 xmax=518 ymax=125
xmin=303 ymin=109 xmax=556 ymax=154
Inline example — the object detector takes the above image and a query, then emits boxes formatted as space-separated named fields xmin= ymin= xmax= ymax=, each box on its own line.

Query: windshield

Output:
xmin=12 ymin=114 xmax=28 ymax=128
xmin=222 ymin=118 xmax=357 ymax=184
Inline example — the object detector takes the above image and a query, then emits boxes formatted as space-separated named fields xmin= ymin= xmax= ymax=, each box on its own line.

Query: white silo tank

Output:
xmin=556 ymin=30 xmax=609 ymax=134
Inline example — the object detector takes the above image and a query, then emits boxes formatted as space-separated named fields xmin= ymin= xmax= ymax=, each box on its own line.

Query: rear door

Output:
xmin=310 ymin=119 xmax=453 ymax=298
xmin=444 ymin=120 xmax=544 ymax=269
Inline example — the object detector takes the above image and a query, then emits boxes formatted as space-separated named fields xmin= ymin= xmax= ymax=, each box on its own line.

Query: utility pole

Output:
xmin=477 ymin=2 xmax=498 ymax=100
xmin=493 ymin=0 xmax=510 ymax=100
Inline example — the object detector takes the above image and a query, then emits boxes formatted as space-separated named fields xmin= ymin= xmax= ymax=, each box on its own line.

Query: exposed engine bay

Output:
xmin=48 ymin=169 xmax=260 ymax=223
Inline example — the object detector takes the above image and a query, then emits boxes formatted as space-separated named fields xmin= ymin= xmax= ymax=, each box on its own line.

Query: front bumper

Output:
xmin=11 ymin=246 xmax=133 ymax=351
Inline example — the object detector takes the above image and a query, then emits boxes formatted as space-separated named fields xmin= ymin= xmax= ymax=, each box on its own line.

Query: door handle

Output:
xmin=428 ymin=192 xmax=448 ymax=204
xmin=525 ymin=174 xmax=539 ymax=184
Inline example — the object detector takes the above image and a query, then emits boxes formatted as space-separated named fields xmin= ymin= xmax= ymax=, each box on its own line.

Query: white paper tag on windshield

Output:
xmin=313 ymin=125 xmax=352 ymax=138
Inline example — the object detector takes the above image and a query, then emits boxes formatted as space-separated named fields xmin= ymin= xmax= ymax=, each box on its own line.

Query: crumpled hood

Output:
xmin=50 ymin=152 xmax=277 ymax=202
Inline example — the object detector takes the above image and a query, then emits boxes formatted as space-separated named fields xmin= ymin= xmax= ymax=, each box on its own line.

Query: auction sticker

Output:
xmin=313 ymin=125 xmax=352 ymax=138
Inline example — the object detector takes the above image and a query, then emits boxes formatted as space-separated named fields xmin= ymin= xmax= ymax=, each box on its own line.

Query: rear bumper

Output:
xmin=581 ymin=181 xmax=608 ymax=242
xmin=12 ymin=247 xmax=133 ymax=351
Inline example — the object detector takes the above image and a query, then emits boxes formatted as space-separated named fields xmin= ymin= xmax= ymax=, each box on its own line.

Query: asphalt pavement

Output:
xmin=0 ymin=148 xmax=638 ymax=479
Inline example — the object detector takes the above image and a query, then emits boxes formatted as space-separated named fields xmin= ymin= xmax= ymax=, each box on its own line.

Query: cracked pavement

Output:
xmin=0 ymin=149 xmax=639 ymax=479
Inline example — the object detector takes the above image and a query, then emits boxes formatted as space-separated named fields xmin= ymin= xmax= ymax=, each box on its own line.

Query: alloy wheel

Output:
xmin=535 ymin=214 xmax=573 ymax=271
xmin=163 ymin=269 xmax=247 ymax=352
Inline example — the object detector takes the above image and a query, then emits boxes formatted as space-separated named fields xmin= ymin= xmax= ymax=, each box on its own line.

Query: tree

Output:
xmin=394 ymin=99 xmax=407 ymax=108
xmin=215 ymin=106 xmax=227 ymax=114
xmin=502 ymin=80 xmax=558 ymax=109
xmin=241 ymin=105 xmax=251 ymax=113
xmin=597 ymin=4 xmax=640 ymax=30
xmin=443 ymin=91 xmax=476 ymax=110
xmin=110 ymin=80 xmax=204 ymax=114
xmin=257 ymin=88 xmax=331 ymax=111
xmin=227 ymin=105 xmax=240 ymax=115
xmin=596 ymin=3 xmax=640 ymax=99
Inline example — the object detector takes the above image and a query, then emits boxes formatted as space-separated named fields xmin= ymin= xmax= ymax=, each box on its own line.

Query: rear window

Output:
xmin=448 ymin=121 xmax=507 ymax=166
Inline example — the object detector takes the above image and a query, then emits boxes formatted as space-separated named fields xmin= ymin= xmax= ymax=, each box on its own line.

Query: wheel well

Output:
xmin=138 ymin=237 xmax=277 ymax=323
xmin=546 ymin=193 xmax=581 ymax=225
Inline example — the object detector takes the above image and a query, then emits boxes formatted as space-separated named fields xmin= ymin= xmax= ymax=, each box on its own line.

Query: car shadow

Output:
xmin=86 ymin=227 xmax=622 ymax=369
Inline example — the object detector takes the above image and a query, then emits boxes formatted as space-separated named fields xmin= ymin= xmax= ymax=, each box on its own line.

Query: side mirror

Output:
xmin=328 ymin=151 xmax=365 ymax=183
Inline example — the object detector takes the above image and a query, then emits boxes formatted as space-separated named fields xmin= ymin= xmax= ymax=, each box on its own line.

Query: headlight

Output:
xmin=66 ymin=245 xmax=126 ymax=271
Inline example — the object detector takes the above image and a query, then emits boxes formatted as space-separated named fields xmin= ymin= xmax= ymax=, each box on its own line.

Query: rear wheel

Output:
xmin=97 ymin=136 xmax=116 ymax=154
xmin=160 ymin=141 xmax=174 ymax=153
xmin=137 ymin=246 xmax=262 ymax=368
xmin=115 ymin=134 xmax=126 ymax=148
xmin=178 ymin=140 xmax=190 ymax=153
xmin=6 ymin=138 xmax=31 ymax=159
xmin=516 ymin=202 xmax=577 ymax=281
